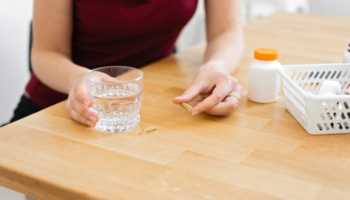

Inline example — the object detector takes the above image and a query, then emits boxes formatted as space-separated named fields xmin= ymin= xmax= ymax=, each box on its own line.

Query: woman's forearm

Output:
xmin=202 ymin=28 xmax=244 ymax=74
xmin=31 ymin=0 xmax=83 ymax=95
xmin=32 ymin=50 xmax=89 ymax=94
xmin=202 ymin=0 xmax=243 ymax=75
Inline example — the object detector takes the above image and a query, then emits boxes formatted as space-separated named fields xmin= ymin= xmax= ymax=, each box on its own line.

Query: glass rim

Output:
xmin=86 ymin=65 xmax=144 ymax=83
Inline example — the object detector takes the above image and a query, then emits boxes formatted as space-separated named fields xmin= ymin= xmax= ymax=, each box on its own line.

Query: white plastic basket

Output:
xmin=279 ymin=63 xmax=350 ymax=135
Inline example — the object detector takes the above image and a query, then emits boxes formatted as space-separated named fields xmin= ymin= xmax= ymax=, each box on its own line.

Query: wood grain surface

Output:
xmin=1 ymin=14 xmax=350 ymax=200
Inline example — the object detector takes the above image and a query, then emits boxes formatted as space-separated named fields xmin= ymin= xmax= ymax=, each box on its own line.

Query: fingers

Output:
xmin=69 ymin=108 xmax=95 ymax=127
xmin=205 ymin=95 xmax=240 ymax=116
xmin=192 ymin=78 xmax=234 ymax=115
xmin=67 ymin=98 xmax=97 ymax=127
xmin=174 ymin=82 xmax=204 ymax=103
xmin=204 ymin=83 xmax=243 ymax=116
xmin=71 ymin=96 xmax=97 ymax=120
xmin=67 ymin=82 xmax=98 ymax=127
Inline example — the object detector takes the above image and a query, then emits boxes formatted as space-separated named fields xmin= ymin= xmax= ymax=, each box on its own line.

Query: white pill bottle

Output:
xmin=248 ymin=48 xmax=281 ymax=103
xmin=344 ymin=43 xmax=350 ymax=63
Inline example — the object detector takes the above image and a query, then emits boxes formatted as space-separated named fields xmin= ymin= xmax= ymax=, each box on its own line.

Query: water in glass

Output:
xmin=86 ymin=66 xmax=143 ymax=133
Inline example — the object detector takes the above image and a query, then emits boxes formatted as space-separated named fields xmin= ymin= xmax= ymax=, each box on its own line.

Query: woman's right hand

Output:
xmin=66 ymin=75 xmax=98 ymax=127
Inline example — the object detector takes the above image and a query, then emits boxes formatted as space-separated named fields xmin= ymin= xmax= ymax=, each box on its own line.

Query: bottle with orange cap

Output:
xmin=248 ymin=48 xmax=281 ymax=103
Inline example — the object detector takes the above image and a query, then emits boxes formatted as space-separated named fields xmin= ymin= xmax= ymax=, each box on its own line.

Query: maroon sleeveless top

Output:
xmin=26 ymin=0 xmax=198 ymax=108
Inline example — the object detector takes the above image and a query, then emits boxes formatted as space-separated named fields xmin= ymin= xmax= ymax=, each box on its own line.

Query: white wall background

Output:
xmin=0 ymin=0 xmax=349 ymax=199
xmin=310 ymin=0 xmax=350 ymax=16
xmin=0 ymin=0 xmax=32 ymax=124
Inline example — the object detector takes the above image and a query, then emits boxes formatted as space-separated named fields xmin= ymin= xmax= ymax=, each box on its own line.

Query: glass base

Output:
xmin=94 ymin=115 xmax=140 ymax=133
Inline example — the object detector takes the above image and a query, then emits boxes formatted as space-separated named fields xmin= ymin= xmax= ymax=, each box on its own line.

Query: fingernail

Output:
xmin=192 ymin=110 xmax=199 ymax=115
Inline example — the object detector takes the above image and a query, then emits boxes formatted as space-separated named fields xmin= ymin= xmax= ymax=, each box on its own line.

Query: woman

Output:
xmin=11 ymin=0 xmax=244 ymax=126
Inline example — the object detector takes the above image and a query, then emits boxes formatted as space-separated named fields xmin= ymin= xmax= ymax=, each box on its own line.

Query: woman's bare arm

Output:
xmin=32 ymin=0 xmax=97 ymax=126
xmin=202 ymin=0 xmax=244 ymax=73
xmin=32 ymin=0 xmax=88 ymax=94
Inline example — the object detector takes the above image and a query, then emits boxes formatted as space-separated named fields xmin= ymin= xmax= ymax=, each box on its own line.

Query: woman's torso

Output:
xmin=26 ymin=0 xmax=198 ymax=108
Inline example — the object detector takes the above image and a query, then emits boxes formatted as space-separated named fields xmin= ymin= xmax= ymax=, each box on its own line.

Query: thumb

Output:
xmin=174 ymin=82 xmax=203 ymax=103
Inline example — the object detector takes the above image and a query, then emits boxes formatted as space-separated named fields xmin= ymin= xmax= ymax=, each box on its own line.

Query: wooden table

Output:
xmin=1 ymin=14 xmax=350 ymax=200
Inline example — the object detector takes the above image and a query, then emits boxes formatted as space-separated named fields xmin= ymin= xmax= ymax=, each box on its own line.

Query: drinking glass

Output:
xmin=85 ymin=66 xmax=143 ymax=133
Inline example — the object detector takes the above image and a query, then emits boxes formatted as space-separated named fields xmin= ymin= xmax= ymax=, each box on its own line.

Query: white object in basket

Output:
xmin=279 ymin=63 xmax=350 ymax=135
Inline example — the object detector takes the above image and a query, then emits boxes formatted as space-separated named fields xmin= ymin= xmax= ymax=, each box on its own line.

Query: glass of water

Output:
xmin=85 ymin=66 xmax=143 ymax=133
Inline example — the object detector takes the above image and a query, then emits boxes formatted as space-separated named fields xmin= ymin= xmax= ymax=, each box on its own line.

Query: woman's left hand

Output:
xmin=174 ymin=68 xmax=243 ymax=116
